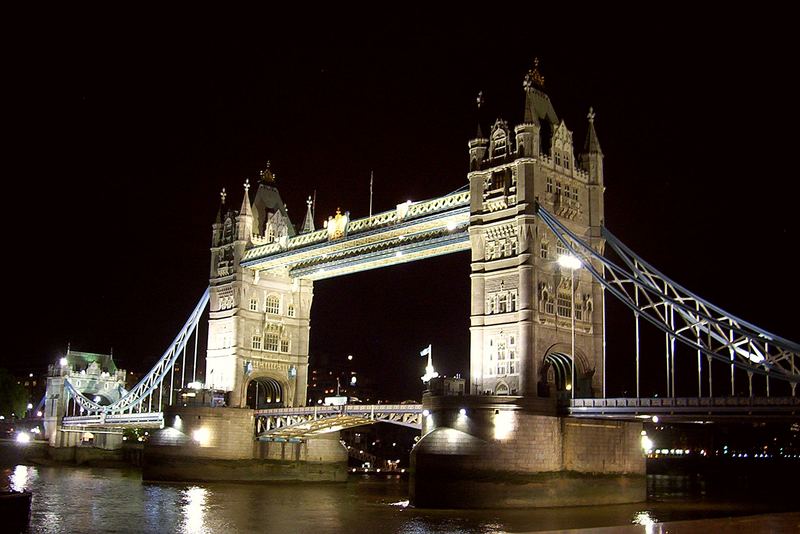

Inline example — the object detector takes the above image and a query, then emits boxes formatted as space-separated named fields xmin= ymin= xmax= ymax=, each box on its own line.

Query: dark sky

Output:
xmin=6 ymin=8 xmax=799 ymax=399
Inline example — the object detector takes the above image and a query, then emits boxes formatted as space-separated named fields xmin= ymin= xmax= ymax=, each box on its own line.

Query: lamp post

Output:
xmin=558 ymin=254 xmax=582 ymax=399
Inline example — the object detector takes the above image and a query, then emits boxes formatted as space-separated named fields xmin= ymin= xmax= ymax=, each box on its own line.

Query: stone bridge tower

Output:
xmin=206 ymin=166 xmax=313 ymax=408
xmin=468 ymin=62 xmax=606 ymax=399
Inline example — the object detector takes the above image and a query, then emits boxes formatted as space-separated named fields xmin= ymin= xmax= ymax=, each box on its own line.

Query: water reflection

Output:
xmin=10 ymin=464 xmax=33 ymax=491
xmin=0 ymin=467 xmax=795 ymax=533
xmin=632 ymin=510 xmax=657 ymax=534
xmin=181 ymin=486 xmax=208 ymax=534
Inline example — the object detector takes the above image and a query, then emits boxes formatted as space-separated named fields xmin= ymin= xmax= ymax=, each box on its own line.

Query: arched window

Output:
xmin=287 ymin=304 xmax=295 ymax=317
xmin=557 ymin=287 xmax=572 ymax=318
xmin=265 ymin=295 xmax=280 ymax=315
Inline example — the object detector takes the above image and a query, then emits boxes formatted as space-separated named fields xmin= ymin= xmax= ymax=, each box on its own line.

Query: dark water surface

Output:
xmin=3 ymin=465 xmax=797 ymax=533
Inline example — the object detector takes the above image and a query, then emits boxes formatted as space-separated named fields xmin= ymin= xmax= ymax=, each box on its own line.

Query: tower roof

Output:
xmin=583 ymin=107 xmax=603 ymax=155
xmin=523 ymin=59 xmax=559 ymax=126
xmin=252 ymin=183 xmax=297 ymax=237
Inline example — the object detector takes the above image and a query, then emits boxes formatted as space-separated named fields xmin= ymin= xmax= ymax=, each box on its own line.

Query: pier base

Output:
xmin=143 ymin=406 xmax=348 ymax=482
xmin=410 ymin=395 xmax=646 ymax=508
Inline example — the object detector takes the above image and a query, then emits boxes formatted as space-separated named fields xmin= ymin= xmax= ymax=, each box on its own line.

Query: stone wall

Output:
xmin=411 ymin=395 xmax=646 ymax=508
xmin=144 ymin=406 xmax=348 ymax=482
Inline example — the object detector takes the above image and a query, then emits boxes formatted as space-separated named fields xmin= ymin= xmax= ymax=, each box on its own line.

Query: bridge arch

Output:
xmin=244 ymin=373 xmax=287 ymax=409
xmin=539 ymin=344 xmax=594 ymax=398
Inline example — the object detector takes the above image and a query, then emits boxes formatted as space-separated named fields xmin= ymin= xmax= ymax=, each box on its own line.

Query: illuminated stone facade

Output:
xmin=207 ymin=174 xmax=312 ymax=408
xmin=468 ymin=65 xmax=606 ymax=398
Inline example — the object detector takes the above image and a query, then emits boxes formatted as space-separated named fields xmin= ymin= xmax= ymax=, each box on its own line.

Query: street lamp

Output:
xmin=558 ymin=253 xmax=582 ymax=399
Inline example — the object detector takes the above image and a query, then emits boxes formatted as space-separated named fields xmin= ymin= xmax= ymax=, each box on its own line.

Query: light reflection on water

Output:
xmin=1 ymin=467 xmax=794 ymax=534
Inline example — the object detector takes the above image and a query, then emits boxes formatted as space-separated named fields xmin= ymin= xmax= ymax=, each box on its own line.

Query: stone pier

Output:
xmin=410 ymin=395 xmax=645 ymax=508
xmin=143 ymin=406 xmax=348 ymax=482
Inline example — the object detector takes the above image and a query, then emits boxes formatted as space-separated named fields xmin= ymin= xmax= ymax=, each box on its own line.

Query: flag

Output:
xmin=420 ymin=345 xmax=431 ymax=357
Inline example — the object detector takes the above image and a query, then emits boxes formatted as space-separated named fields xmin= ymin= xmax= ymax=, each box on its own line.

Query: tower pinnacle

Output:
xmin=476 ymin=90 xmax=485 ymax=139
xmin=259 ymin=161 xmax=276 ymax=183
xmin=301 ymin=195 xmax=315 ymax=234
xmin=583 ymin=107 xmax=602 ymax=154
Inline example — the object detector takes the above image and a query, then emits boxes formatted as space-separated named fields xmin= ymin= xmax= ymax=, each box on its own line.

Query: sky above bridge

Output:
xmin=6 ymin=7 xmax=799 ymax=399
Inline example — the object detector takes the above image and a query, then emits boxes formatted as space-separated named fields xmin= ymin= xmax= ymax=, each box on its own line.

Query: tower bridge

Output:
xmin=44 ymin=63 xmax=800 ymax=507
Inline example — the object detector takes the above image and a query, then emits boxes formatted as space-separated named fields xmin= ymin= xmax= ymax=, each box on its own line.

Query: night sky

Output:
xmin=7 ymin=9 xmax=799 ymax=400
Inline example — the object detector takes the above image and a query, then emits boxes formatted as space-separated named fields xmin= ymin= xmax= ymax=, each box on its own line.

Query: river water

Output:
xmin=3 ymin=465 xmax=797 ymax=533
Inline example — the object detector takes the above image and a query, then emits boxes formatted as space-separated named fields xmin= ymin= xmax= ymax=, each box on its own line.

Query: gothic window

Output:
xmin=575 ymin=308 xmax=583 ymax=321
xmin=265 ymin=295 xmax=280 ymax=315
xmin=546 ymin=177 xmax=553 ymax=193
xmin=280 ymin=339 xmax=290 ymax=353
xmin=556 ymin=241 xmax=567 ymax=258
xmin=545 ymin=300 xmax=555 ymax=314
xmin=573 ymin=188 xmax=579 ymax=201
xmin=486 ymin=295 xmax=496 ymax=314
xmin=249 ymin=298 xmax=258 ymax=312
xmin=287 ymin=304 xmax=295 ymax=317
xmin=554 ymin=152 xmax=561 ymax=166
xmin=563 ymin=153 xmax=570 ymax=169
xmin=508 ymin=336 xmax=517 ymax=375
xmin=540 ymin=241 xmax=549 ymax=259
xmin=497 ymin=341 xmax=507 ymax=375
xmin=252 ymin=335 xmax=262 ymax=350
xmin=556 ymin=181 xmax=562 ymax=197
xmin=267 ymin=224 xmax=276 ymax=243
xmin=557 ymin=287 xmax=572 ymax=318
xmin=503 ymin=239 xmax=512 ymax=257
xmin=265 ymin=333 xmax=279 ymax=352
xmin=498 ymin=294 xmax=508 ymax=313
xmin=510 ymin=291 xmax=518 ymax=312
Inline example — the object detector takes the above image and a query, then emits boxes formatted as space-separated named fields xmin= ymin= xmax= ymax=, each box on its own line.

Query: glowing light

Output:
xmin=93 ymin=396 xmax=102 ymax=403
xmin=16 ymin=432 xmax=31 ymax=444
xmin=31 ymin=427 xmax=40 ymax=434
xmin=351 ymin=376 xmax=357 ymax=385
xmin=458 ymin=408 xmax=467 ymax=416
xmin=36 ymin=411 xmax=42 ymax=417
xmin=651 ymin=416 xmax=659 ymax=423
xmin=446 ymin=221 xmax=457 ymax=231
xmin=641 ymin=434 xmax=654 ymax=453
xmin=565 ymin=384 xmax=572 ymax=391
xmin=59 ymin=357 xmax=68 ymax=366
xmin=347 ymin=355 xmax=353 ymax=361
xmin=557 ymin=254 xmax=581 ymax=270
xmin=187 ymin=381 xmax=203 ymax=389
xmin=192 ymin=428 xmax=210 ymax=446
xmin=376 ymin=468 xmax=381 ymax=473
xmin=494 ymin=410 xmax=515 ymax=440
xmin=26 ymin=403 xmax=33 ymax=410
xmin=422 ymin=409 xmax=430 ymax=417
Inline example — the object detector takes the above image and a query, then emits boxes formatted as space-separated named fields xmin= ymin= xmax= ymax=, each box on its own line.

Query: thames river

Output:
xmin=4 ymin=465 xmax=798 ymax=533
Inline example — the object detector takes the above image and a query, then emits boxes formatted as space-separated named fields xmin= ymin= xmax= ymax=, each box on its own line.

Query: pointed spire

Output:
xmin=240 ymin=178 xmax=253 ymax=217
xmin=215 ymin=187 xmax=226 ymax=224
xmin=301 ymin=195 xmax=315 ymax=233
xmin=583 ymin=107 xmax=603 ymax=154
xmin=475 ymin=90 xmax=485 ymax=139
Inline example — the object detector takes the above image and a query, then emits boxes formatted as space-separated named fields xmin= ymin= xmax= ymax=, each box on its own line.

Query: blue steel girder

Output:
xmin=536 ymin=205 xmax=800 ymax=386
xmin=240 ymin=192 xmax=470 ymax=280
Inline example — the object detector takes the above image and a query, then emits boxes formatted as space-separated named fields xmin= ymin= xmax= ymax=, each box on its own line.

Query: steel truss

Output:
xmin=255 ymin=404 xmax=423 ymax=440
xmin=63 ymin=289 xmax=210 ymax=417
xmin=537 ymin=206 xmax=799 ymax=396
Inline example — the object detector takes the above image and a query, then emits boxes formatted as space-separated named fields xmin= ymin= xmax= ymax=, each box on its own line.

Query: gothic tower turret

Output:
xmin=468 ymin=62 xmax=606 ymax=399
xmin=206 ymin=167 xmax=312 ymax=409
